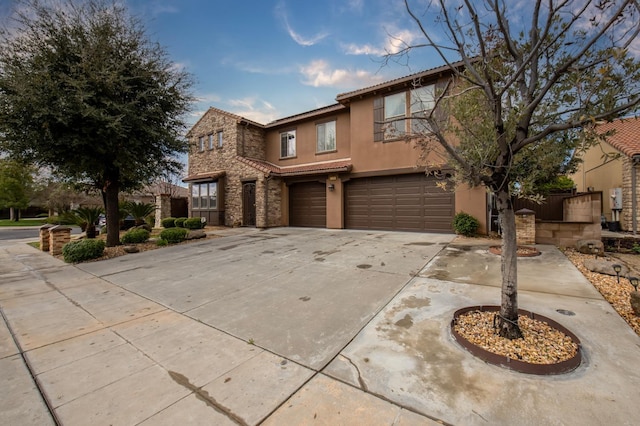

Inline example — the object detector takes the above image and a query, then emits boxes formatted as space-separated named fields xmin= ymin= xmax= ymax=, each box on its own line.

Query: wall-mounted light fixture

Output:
xmin=328 ymin=183 xmax=335 ymax=191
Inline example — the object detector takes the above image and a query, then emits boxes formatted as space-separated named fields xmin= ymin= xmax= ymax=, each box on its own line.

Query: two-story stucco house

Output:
xmin=184 ymin=64 xmax=488 ymax=234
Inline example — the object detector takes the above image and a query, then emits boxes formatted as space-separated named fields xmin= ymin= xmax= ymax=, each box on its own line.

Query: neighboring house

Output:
xmin=185 ymin=64 xmax=488 ymax=233
xmin=571 ymin=116 xmax=640 ymax=232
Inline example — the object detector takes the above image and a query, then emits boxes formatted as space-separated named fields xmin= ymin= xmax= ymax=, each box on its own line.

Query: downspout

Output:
xmin=632 ymin=155 xmax=640 ymax=234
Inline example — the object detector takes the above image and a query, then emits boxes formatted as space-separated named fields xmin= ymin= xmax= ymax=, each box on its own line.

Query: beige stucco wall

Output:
xmin=455 ymin=184 xmax=488 ymax=234
xmin=571 ymin=140 xmax=622 ymax=221
xmin=265 ymin=110 xmax=351 ymax=165
xmin=326 ymin=176 xmax=344 ymax=229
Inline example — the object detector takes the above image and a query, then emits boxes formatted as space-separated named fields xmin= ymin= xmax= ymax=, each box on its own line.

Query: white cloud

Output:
xmin=226 ymin=97 xmax=279 ymax=124
xmin=342 ymin=27 xmax=422 ymax=57
xmin=299 ymin=59 xmax=384 ymax=88
xmin=342 ymin=43 xmax=386 ymax=56
xmin=275 ymin=0 xmax=328 ymax=46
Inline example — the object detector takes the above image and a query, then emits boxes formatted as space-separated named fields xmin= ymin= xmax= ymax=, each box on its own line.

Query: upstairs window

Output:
xmin=410 ymin=85 xmax=435 ymax=133
xmin=383 ymin=92 xmax=406 ymax=139
xmin=198 ymin=136 xmax=204 ymax=152
xmin=208 ymin=133 xmax=214 ymax=150
xmin=217 ymin=130 xmax=223 ymax=148
xmin=316 ymin=121 xmax=336 ymax=153
xmin=374 ymin=83 xmax=437 ymax=141
xmin=280 ymin=130 xmax=296 ymax=158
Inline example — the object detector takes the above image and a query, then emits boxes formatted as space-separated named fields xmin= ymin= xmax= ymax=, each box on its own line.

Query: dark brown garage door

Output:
xmin=289 ymin=181 xmax=327 ymax=228
xmin=345 ymin=174 xmax=454 ymax=233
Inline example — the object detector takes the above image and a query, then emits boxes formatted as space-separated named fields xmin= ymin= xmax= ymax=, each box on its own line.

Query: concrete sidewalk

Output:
xmin=1 ymin=229 xmax=639 ymax=425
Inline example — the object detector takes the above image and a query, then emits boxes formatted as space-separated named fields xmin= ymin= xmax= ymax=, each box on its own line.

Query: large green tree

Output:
xmin=396 ymin=0 xmax=640 ymax=338
xmin=0 ymin=0 xmax=193 ymax=246
xmin=0 ymin=158 xmax=34 ymax=220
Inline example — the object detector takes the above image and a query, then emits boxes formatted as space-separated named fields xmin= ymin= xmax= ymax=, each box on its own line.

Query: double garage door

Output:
xmin=345 ymin=174 xmax=454 ymax=233
xmin=289 ymin=174 xmax=454 ymax=232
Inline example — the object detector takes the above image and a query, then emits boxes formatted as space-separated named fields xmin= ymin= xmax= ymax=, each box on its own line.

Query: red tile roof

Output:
xmin=596 ymin=116 xmax=640 ymax=158
xmin=237 ymin=157 xmax=352 ymax=177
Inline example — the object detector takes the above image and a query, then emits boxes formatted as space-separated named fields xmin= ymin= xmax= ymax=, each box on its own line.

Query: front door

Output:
xmin=242 ymin=182 xmax=256 ymax=226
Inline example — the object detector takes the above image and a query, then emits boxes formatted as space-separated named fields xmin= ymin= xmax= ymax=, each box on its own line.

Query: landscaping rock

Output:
xmin=123 ymin=245 xmax=140 ymax=253
xmin=583 ymin=258 xmax=629 ymax=277
xmin=576 ymin=239 xmax=604 ymax=255
xmin=186 ymin=229 xmax=206 ymax=240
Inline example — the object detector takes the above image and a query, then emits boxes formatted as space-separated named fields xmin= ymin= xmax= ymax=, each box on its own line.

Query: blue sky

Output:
xmin=120 ymin=0 xmax=440 ymax=126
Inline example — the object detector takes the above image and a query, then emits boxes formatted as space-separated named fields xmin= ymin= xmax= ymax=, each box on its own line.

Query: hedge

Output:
xmin=159 ymin=227 xmax=188 ymax=244
xmin=62 ymin=239 xmax=106 ymax=263
xmin=121 ymin=228 xmax=150 ymax=244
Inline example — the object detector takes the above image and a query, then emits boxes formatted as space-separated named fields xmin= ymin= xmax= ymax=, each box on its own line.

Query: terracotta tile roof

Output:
xmin=182 ymin=170 xmax=226 ymax=183
xmin=237 ymin=156 xmax=352 ymax=177
xmin=596 ymin=116 xmax=640 ymax=158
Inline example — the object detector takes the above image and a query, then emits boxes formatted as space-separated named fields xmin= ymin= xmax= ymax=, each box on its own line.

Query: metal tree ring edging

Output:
xmin=451 ymin=305 xmax=582 ymax=375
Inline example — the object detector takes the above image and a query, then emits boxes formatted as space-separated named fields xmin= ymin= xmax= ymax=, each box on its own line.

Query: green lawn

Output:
xmin=0 ymin=218 xmax=48 ymax=226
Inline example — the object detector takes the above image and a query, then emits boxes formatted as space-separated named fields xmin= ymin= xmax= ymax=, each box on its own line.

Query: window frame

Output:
xmin=208 ymin=133 xmax=214 ymax=150
xmin=376 ymin=83 xmax=437 ymax=141
xmin=316 ymin=120 xmax=337 ymax=153
xmin=280 ymin=129 xmax=297 ymax=159
xmin=198 ymin=136 xmax=205 ymax=152
xmin=191 ymin=182 xmax=218 ymax=210
xmin=217 ymin=130 xmax=223 ymax=148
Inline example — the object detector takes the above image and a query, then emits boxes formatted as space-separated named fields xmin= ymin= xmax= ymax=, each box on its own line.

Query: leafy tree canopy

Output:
xmin=0 ymin=0 xmax=193 ymax=245
xmin=0 ymin=158 xmax=34 ymax=214
xmin=395 ymin=0 xmax=640 ymax=338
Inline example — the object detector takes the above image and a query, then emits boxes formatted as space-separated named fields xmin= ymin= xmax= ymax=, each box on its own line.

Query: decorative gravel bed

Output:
xmin=564 ymin=248 xmax=640 ymax=336
xmin=453 ymin=310 xmax=579 ymax=364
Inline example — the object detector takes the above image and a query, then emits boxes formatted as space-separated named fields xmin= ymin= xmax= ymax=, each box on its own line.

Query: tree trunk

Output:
xmin=104 ymin=177 xmax=120 ymax=247
xmin=9 ymin=207 xmax=19 ymax=221
xmin=495 ymin=189 xmax=523 ymax=339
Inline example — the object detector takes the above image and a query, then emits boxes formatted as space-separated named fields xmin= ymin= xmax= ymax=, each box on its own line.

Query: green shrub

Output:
xmin=156 ymin=238 xmax=168 ymax=247
xmin=121 ymin=228 xmax=150 ymax=244
xmin=183 ymin=217 xmax=204 ymax=229
xmin=145 ymin=215 xmax=155 ymax=228
xmin=452 ymin=212 xmax=480 ymax=237
xmin=174 ymin=217 xmax=187 ymax=228
xmin=62 ymin=239 xmax=106 ymax=263
xmin=159 ymin=227 xmax=188 ymax=244
xmin=161 ymin=217 xmax=176 ymax=228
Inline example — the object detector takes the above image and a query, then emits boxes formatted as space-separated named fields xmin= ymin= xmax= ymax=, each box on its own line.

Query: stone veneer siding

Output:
xmin=188 ymin=109 xmax=283 ymax=227
xmin=621 ymin=157 xmax=640 ymax=231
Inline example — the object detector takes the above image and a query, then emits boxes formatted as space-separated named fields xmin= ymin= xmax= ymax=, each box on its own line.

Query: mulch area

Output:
xmin=454 ymin=243 xmax=640 ymax=365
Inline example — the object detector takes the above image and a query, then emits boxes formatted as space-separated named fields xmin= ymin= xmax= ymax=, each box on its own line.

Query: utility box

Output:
xmin=610 ymin=188 xmax=623 ymax=210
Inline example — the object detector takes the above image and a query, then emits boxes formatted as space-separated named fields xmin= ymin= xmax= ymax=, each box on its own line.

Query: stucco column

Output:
xmin=326 ymin=176 xmax=344 ymax=229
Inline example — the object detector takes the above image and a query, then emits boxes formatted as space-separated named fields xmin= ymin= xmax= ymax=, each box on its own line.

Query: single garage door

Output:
xmin=345 ymin=174 xmax=454 ymax=233
xmin=289 ymin=181 xmax=327 ymax=227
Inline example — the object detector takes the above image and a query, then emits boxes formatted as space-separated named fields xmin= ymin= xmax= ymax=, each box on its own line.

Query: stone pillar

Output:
xmin=49 ymin=225 xmax=71 ymax=256
xmin=155 ymin=194 xmax=171 ymax=228
xmin=515 ymin=208 xmax=536 ymax=245
xmin=39 ymin=224 xmax=54 ymax=252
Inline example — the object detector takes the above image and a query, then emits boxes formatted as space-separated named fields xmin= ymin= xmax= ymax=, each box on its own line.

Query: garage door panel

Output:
xmin=345 ymin=174 xmax=454 ymax=233
xmin=289 ymin=182 xmax=326 ymax=228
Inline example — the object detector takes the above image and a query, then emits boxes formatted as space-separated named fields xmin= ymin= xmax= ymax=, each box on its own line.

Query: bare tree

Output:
xmin=392 ymin=0 xmax=640 ymax=338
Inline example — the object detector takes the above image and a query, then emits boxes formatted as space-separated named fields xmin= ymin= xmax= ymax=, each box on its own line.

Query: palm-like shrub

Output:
xmin=123 ymin=201 xmax=156 ymax=226
xmin=73 ymin=206 xmax=104 ymax=238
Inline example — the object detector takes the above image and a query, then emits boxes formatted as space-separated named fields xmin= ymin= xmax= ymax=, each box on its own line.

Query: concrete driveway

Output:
xmin=77 ymin=227 xmax=453 ymax=371
xmin=3 ymin=228 xmax=640 ymax=425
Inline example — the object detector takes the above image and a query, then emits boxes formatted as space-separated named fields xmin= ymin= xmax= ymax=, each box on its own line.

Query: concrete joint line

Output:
xmin=0 ymin=306 xmax=62 ymax=426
